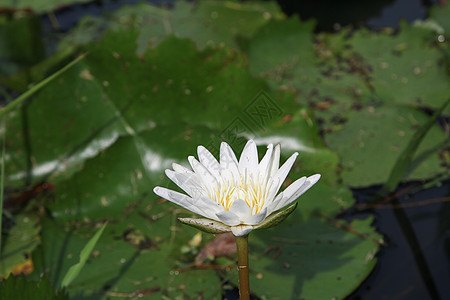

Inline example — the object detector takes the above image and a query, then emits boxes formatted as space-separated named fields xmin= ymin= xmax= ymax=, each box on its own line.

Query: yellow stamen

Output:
xmin=210 ymin=175 xmax=267 ymax=215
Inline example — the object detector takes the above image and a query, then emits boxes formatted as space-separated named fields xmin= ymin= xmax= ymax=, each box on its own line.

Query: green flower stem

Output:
xmin=235 ymin=234 xmax=250 ymax=300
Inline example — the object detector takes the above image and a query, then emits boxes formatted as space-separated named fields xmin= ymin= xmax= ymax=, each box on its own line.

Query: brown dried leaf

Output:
xmin=195 ymin=233 xmax=236 ymax=265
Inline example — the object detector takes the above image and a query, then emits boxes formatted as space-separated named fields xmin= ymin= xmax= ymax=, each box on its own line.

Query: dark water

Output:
xmin=344 ymin=182 xmax=450 ymax=300
xmin=38 ymin=0 xmax=449 ymax=299
xmin=276 ymin=0 xmax=440 ymax=31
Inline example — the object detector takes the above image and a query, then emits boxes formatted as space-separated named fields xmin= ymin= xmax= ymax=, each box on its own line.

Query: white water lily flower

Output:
xmin=153 ymin=140 xmax=320 ymax=236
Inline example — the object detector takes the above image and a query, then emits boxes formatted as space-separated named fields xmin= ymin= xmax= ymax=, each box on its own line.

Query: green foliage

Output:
xmin=0 ymin=0 xmax=91 ymax=13
xmin=247 ymin=216 xmax=381 ymax=299
xmin=0 ymin=274 xmax=69 ymax=300
xmin=0 ymin=120 xmax=4 ymax=254
xmin=244 ymin=13 xmax=449 ymax=188
xmin=2 ymin=28 xmax=379 ymax=298
xmin=429 ymin=3 xmax=450 ymax=35
xmin=324 ymin=105 xmax=449 ymax=187
xmin=1 ymin=0 xmax=449 ymax=299
xmin=383 ymin=99 xmax=450 ymax=193
xmin=59 ymin=0 xmax=284 ymax=52
xmin=0 ymin=12 xmax=45 ymax=76
xmin=61 ymin=222 xmax=108 ymax=288
xmin=0 ymin=53 xmax=86 ymax=117
xmin=346 ymin=22 xmax=449 ymax=113
xmin=0 ymin=213 xmax=40 ymax=277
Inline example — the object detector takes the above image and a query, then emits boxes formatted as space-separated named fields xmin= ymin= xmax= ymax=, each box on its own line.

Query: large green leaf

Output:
xmin=248 ymin=215 xmax=380 ymax=299
xmin=0 ymin=0 xmax=92 ymax=13
xmin=243 ymin=17 xmax=319 ymax=85
xmin=426 ymin=2 xmax=450 ymax=39
xmin=346 ymin=21 xmax=449 ymax=113
xmin=59 ymin=0 xmax=284 ymax=53
xmin=0 ymin=213 xmax=40 ymax=277
xmin=0 ymin=273 xmax=68 ymax=300
xmin=324 ymin=105 xmax=449 ymax=187
xmin=252 ymin=105 xmax=340 ymax=185
xmin=0 ymin=12 xmax=45 ymax=77
xmin=32 ymin=205 xmax=222 ymax=299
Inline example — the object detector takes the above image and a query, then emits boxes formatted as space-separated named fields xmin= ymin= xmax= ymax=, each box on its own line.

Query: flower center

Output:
xmin=211 ymin=175 xmax=267 ymax=215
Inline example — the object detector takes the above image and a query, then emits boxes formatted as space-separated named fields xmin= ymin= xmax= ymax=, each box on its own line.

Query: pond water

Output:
xmin=276 ymin=0 xmax=439 ymax=31
xmin=344 ymin=182 xmax=450 ymax=299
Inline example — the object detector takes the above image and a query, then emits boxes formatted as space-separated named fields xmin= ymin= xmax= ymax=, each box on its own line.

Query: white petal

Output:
xmin=197 ymin=145 xmax=221 ymax=178
xmin=220 ymin=142 xmax=240 ymax=179
xmin=216 ymin=210 xmax=241 ymax=226
xmin=172 ymin=162 xmax=194 ymax=174
xmin=282 ymin=176 xmax=307 ymax=202
xmin=266 ymin=191 xmax=284 ymax=215
xmin=289 ymin=174 xmax=321 ymax=200
xmin=267 ymin=176 xmax=306 ymax=213
xmin=238 ymin=140 xmax=258 ymax=175
xmin=228 ymin=199 xmax=252 ymax=222
xmin=257 ymin=144 xmax=273 ymax=183
xmin=231 ymin=225 xmax=254 ymax=236
xmin=272 ymin=152 xmax=298 ymax=194
xmin=188 ymin=156 xmax=218 ymax=194
xmin=273 ymin=174 xmax=321 ymax=211
xmin=220 ymin=168 xmax=237 ymax=186
xmin=264 ymin=177 xmax=280 ymax=205
xmin=153 ymin=187 xmax=221 ymax=220
xmin=268 ymin=144 xmax=280 ymax=177
xmin=165 ymin=169 xmax=206 ymax=199
xmin=244 ymin=207 xmax=268 ymax=225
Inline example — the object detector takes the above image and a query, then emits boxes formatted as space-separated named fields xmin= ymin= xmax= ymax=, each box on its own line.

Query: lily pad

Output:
xmin=324 ymin=105 xmax=449 ymax=187
xmin=248 ymin=215 xmax=380 ymax=299
xmin=0 ymin=12 xmax=45 ymax=77
xmin=243 ymin=17 xmax=319 ymax=85
xmin=59 ymin=0 xmax=284 ymax=53
xmin=252 ymin=104 xmax=340 ymax=185
xmin=0 ymin=0 xmax=92 ymax=13
xmin=0 ymin=273 xmax=68 ymax=300
xmin=0 ymin=213 xmax=40 ymax=277
xmin=428 ymin=2 xmax=450 ymax=37
xmin=31 ymin=205 xmax=222 ymax=299
xmin=243 ymin=18 xmax=373 ymax=127
xmin=346 ymin=21 xmax=450 ymax=113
